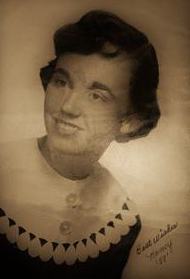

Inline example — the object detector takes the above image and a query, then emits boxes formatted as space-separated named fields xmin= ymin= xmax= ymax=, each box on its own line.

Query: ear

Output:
xmin=115 ymin=113 xmax=143 ymax=142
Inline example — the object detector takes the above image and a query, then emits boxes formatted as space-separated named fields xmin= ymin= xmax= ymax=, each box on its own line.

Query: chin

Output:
xmin=47 ymin=132 xmax=90 ymax=155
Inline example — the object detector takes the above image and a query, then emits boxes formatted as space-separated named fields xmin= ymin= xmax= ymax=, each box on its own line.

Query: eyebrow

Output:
xmin=90 ymin=81 xmax=115 ymax=99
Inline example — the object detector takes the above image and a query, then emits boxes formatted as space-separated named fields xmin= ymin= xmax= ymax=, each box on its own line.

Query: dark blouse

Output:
xmin=0 ymin=207 xmax=141 ymax=279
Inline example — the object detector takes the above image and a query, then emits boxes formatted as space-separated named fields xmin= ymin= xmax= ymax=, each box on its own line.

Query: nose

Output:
xmin=60 ymin=90 xmax=81 ymax=118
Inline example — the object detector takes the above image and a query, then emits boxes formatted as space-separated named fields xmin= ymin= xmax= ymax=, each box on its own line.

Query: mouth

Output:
xmin=54 ymin=118 xmax=82 ymax=135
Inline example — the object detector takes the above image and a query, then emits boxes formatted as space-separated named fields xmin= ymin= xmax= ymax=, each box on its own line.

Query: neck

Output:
xmin=38 ymin=136 xmax=101 ymax=180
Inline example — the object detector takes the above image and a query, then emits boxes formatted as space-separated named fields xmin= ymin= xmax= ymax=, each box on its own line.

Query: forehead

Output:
xmin=55 ymin=53 xmax=132 ymax=89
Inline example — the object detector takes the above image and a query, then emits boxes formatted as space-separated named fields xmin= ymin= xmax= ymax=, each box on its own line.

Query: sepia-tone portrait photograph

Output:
xmin=0 ymin=1 xmax=189 ymax=278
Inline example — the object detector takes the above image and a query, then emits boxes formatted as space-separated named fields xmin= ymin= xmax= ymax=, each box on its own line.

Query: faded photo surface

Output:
xmin=0 ymin=1 xmax=189 ymax=279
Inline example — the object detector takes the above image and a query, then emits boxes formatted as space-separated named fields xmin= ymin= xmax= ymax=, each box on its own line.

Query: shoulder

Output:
xmin=93 ymin=163 xmax=129 ymax=196
xmin=0 ymin=138 xmax=42 ymax=207
xmin=88 ymin=163 xmax=141 ymax=234
xmin=0 ymin=137 xmax=39 ymax=191
xmin=90 ymin=163 xmax=134 ymax=210
xmin=0 ymin=138 xmax=38 ymax=170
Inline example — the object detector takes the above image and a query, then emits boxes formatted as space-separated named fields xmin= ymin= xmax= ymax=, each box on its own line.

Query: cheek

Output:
xmin=44 ymin=89 xmax=62 ymax=113
xmin=87 ymin=107 xmax=120 ymax=135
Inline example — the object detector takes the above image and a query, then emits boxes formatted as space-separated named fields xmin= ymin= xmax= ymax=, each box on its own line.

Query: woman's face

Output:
xmin=44 ymin=53 xmax=132 ymax=156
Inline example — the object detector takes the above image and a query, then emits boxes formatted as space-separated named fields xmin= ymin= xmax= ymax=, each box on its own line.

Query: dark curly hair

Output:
xmin=40 ymin=10 xmax=160 ymax=141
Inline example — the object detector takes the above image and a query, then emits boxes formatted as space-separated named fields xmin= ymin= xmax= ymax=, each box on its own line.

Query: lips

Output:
xmin=54 ymin=117 xmax=82 ymax=135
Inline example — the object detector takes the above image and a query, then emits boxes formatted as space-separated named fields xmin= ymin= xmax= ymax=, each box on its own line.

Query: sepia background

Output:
xmin=0 ymin=0 xmax=189 ymax=278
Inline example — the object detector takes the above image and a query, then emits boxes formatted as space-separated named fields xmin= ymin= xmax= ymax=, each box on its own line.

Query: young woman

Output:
xmin=0 ymin=10 xmax=160 ymax=279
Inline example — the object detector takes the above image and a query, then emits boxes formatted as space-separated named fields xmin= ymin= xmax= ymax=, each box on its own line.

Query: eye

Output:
xmin=90 ymin=92 xmax=106 ymax=102
xmin=53 ymin=78 xmax=67 ymax=87
xmin=92 ymin=92 xmax=101 ymax=100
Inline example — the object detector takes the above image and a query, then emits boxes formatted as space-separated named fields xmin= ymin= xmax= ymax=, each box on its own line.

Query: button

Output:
xmin=59 ymin=221 xmax=72 ymax=235
xmin=65 ymin=193 xmax=80 ymax=207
